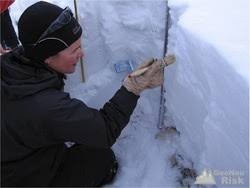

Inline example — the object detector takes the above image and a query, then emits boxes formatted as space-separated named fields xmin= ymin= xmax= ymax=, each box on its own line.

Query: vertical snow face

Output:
xmin=173 ymin=0 xmax=249 ymax=80
xmin=65 ymin=1 xmax=168 ymax=108
xmin=167 ymin=0 xmax=249 ymax=187
xmin=81 ymin=0 xmax=166 ymax=68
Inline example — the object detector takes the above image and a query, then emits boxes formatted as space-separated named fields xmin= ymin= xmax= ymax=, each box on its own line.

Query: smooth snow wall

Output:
xmin=166 ymin=27 xmax=249 ymax=186
xmin=166 ymin=1 xmax=249 ymax=186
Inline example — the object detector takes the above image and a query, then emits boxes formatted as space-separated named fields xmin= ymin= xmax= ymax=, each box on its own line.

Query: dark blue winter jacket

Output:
xmin=1 ymin=47 xmax=139 ymax=186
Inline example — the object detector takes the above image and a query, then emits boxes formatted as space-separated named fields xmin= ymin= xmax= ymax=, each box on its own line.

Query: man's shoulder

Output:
xmin=29 ymin=89 xmax=73 ymax=117
xmin=33 ymin=89 xmax=70 ymax=106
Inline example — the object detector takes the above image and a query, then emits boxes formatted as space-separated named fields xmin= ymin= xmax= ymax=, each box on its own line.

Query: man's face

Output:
xmin=45 ymin=38 xmax=84 ymax=74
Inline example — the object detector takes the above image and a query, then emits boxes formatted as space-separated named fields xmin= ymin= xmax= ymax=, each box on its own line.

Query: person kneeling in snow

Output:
xmin=1 ymin=1 xmax=164 ymax=187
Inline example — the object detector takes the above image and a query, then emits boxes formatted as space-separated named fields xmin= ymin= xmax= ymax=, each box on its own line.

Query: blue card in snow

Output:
xmin=114 ymin=60 xmax=134 ymax=73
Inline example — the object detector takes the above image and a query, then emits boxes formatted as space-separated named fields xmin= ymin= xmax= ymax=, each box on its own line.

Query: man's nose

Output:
xmin=78 ymin=49 xmax=84 ymax=59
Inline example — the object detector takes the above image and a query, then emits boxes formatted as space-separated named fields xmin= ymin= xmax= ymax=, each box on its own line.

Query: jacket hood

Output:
xmin=1 ymin=47 xmax=65 ymax=99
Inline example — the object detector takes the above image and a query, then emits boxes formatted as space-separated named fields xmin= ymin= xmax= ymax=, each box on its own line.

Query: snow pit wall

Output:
xmin=166 ymin=14 xmax=249 ymax=188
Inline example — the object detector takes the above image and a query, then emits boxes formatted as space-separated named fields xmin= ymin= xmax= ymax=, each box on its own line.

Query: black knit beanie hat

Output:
xmin=18 ymin=1 xmax=82 ymax=63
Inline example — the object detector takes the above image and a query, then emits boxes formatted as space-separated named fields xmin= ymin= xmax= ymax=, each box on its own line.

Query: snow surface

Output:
xmin=11 ymin=0 xmax=249 ymax=187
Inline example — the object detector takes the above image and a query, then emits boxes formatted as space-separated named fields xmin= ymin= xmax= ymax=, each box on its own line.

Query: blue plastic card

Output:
xmin=114 ymin=60 xmax=134 ymax=73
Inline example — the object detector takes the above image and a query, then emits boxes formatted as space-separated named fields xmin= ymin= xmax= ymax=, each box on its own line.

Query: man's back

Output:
xmin=1 ymin=47 xmax=67 ymax=186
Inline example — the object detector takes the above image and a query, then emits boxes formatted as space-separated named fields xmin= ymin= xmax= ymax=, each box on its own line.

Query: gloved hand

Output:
xmin=123 ymin=58 xmax=164 ymax=95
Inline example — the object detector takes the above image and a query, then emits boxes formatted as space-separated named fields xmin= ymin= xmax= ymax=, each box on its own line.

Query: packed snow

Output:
xmin=10 ymin=0 xmax=249 ymax=187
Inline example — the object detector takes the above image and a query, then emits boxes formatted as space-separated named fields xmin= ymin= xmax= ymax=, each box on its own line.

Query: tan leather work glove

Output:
xmin=123 ymin=58 xmax=164 ymax=96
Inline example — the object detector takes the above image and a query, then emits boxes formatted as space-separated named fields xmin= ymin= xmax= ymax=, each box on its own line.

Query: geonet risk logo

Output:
xmin=194 ymin=169 xmax=216 ymax=185
xmin=195 ymin=168 xmax=245 ymax=186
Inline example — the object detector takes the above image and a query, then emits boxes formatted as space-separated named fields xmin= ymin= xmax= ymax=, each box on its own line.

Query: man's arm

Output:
xmin=41 ymin=86 xmax=139 ymax=148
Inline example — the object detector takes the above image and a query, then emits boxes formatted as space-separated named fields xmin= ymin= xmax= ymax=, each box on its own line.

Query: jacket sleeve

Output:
xmin=42 ymin=86 xmax=139 ymax=148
